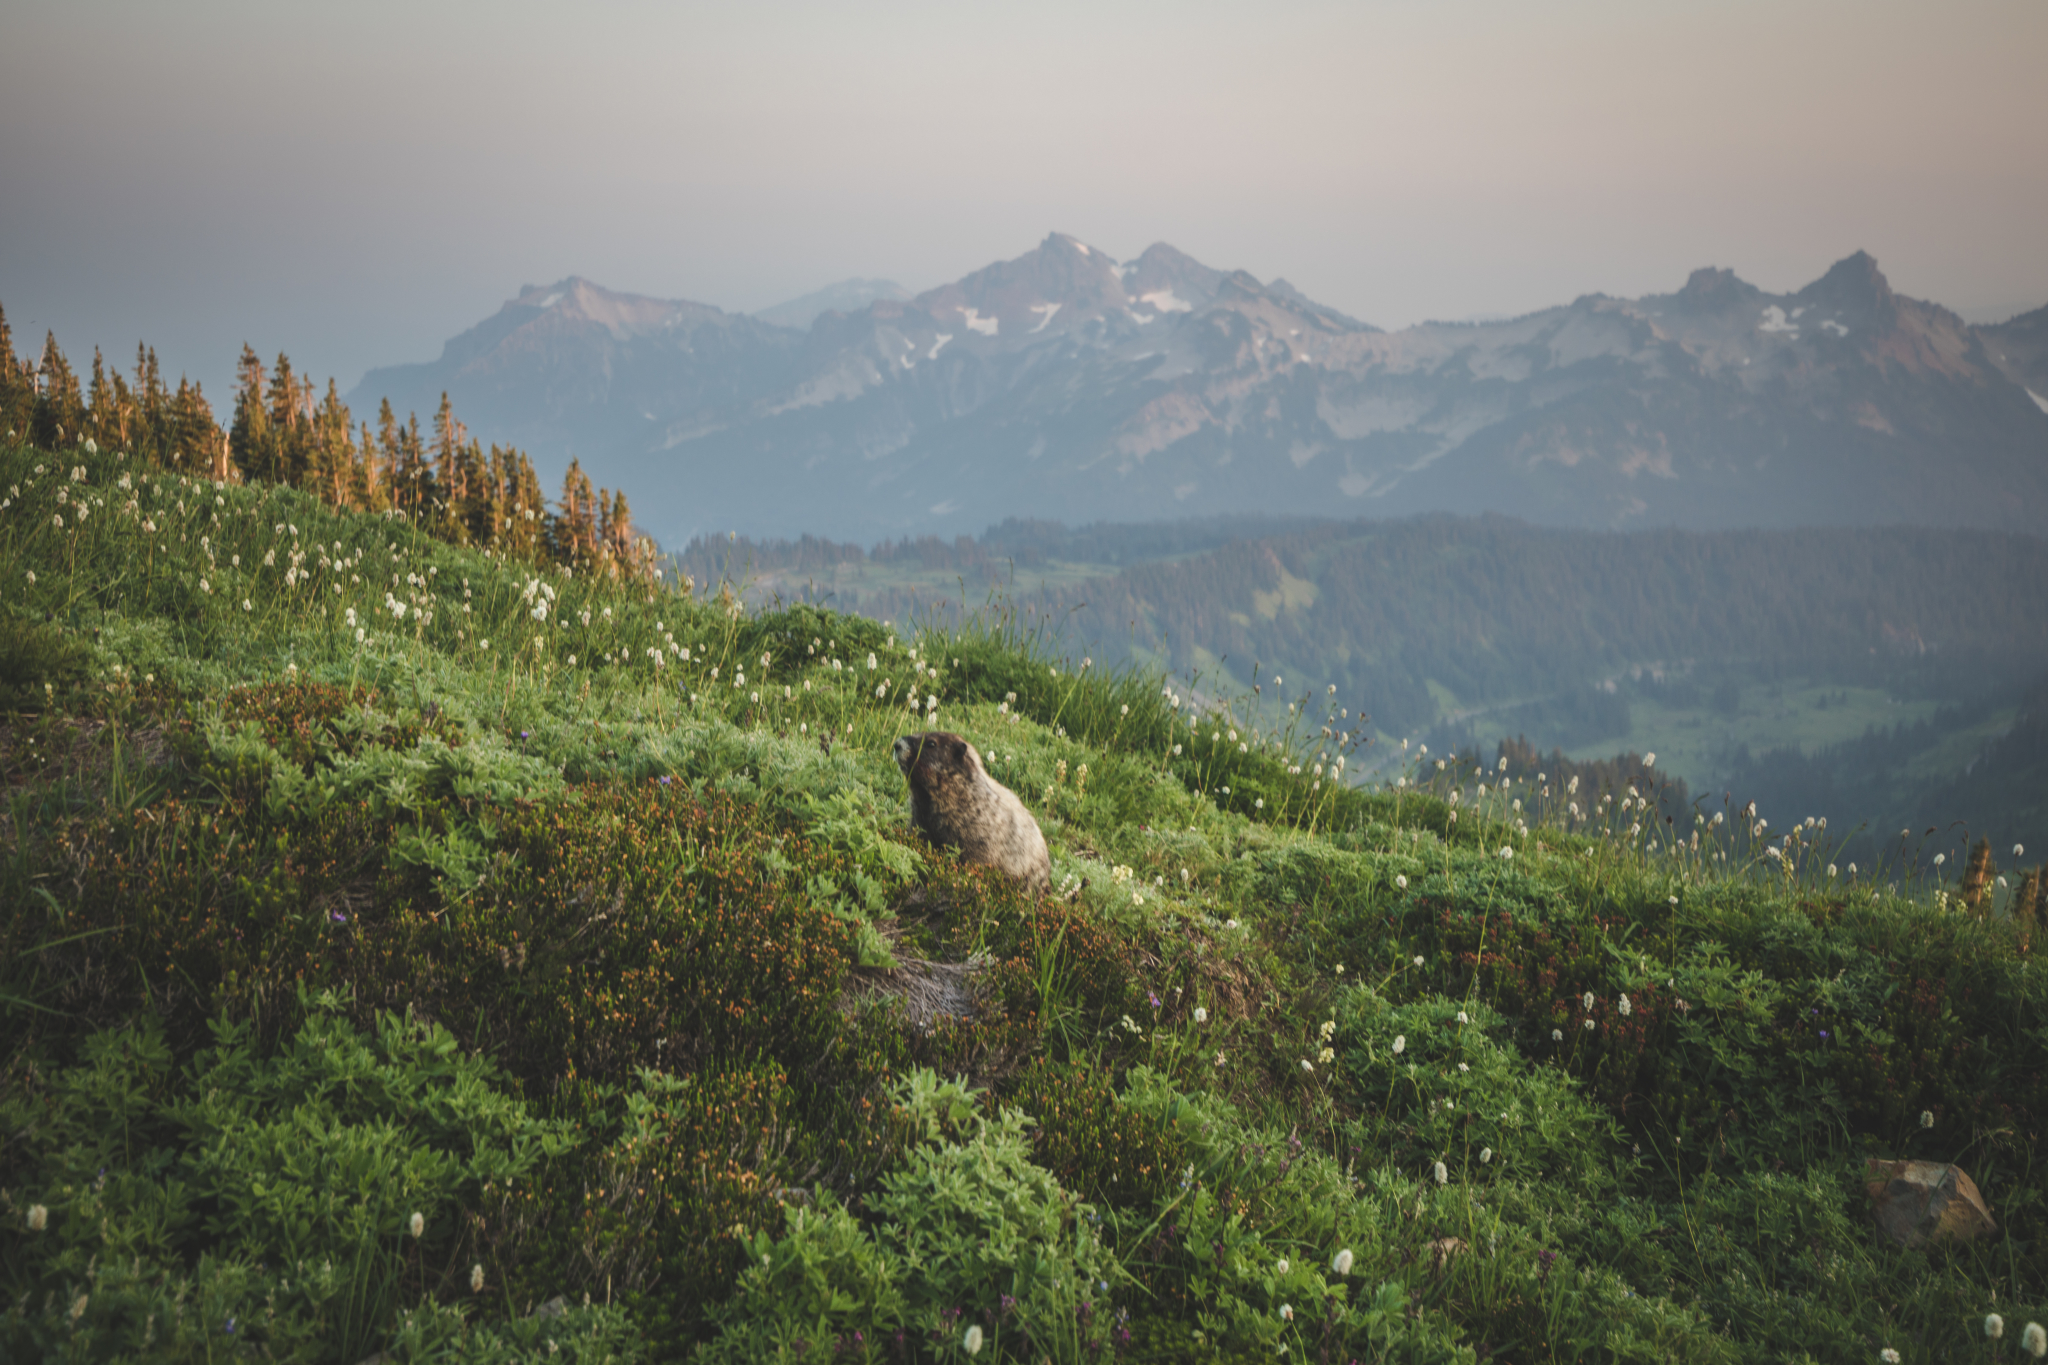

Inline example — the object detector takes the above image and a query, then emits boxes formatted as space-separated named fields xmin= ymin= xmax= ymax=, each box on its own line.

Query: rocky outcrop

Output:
xmin=1866 ymin=1158 xmax=1998 ymax=1248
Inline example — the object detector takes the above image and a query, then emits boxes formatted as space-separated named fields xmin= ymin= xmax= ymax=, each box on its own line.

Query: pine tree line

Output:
xmin=0 ymin=304 xmax=657 ymax=581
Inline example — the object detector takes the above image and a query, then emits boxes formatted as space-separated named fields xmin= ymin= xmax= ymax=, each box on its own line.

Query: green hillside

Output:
xmin=693 ymin=516 xmax=2048 ymax=859
xmin=7 ymin=426 xmax=2048 ymax=1364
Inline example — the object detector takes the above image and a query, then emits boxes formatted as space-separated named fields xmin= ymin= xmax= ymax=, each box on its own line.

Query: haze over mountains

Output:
xmin=352 ymin=234 xmax=2048 ymax=547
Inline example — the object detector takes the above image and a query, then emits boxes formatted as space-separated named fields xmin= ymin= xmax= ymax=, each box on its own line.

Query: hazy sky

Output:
xmin=3 ymin=0 xmax=2043 ymax=403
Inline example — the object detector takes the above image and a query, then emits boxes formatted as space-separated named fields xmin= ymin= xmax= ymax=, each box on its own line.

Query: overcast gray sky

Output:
xmin=3 ymin=0 xmax=2042 ymax=403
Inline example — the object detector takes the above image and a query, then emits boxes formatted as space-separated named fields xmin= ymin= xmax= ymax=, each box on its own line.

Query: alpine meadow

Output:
xmin=6 ymin=291 xmax=2048 ymax=1365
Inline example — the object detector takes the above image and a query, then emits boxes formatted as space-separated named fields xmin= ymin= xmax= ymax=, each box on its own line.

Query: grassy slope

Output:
xmin=3 ymin=440 xmax=2047 ymax=1364
xmin=690 ymin=519 xmax=2048 ymax=857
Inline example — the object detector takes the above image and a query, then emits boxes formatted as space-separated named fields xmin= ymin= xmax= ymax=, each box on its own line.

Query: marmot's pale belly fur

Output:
xmin=893 ymin=731 xmax=1050 ymax=894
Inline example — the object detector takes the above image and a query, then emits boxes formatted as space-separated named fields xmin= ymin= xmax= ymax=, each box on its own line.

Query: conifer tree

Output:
xmin=86 ymin=349 xmax=116 ymax=450
xmin=454 ymin=436 xmax=488 ymax=545
xmin=609 ymin=489 xmax=634 ymax=561
xmin=310 ymin=379 xmax=355 ymax=506
xmin=356 ymin=421 xmax=384 ymax=510
xmin=554 ymin=458 xmax=597 ymax=566
xmin=395 ymin=413 xmax=431 ymax=515
xmin=229 ymin=345 xmax=274 ymax=483
xmin=132 ymin=344 xmax=170 ymax=463
xmin=268 ymin=352 xmax=308 ymax=484
xmin=30 ymin=333 xmax=85 ymax=450
xmin=376 ymin=399 xmax=402 ymax=496
xmin=0 ymin=303 xmax=29 ymax=440
xmin=170 ymin=378 xmax=221 ymax=472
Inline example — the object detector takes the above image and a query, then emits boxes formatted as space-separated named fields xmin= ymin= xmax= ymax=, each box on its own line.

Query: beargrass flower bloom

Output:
xmin=963 ymin=1324 xmax=984 ymax=1355
xmin=1552 ymin=1029 xmax=1563 ymax=1042
xmin=1880 ymin=1350 xmax=1900 ymax=1363
xmin=26 ymin=1205 xmax=47 ymax=1231
xmin=1583 ymin=992 xmax=1595 ymax=1010
xmin=1433 ymin=1161 xmax=1448 ymax=1185
xmin=1412 ymin=955 xmax=1423 ymax=967
xmin=409 ymin=1212 xmax=424 ymax=1239
xmin=1395 ymin=875 xmax=1408 ymax=889
xmin=1330 ymin=1249 xmax=1353 ymax=1276
xmin=1920 ymin=1111 xmax=1934 ymax=1128
xmin=1618 ymin=995 xmax=1632 ymax=1017
xmin=2017 ymin=845 xmax=2027 ymax=858
xmin=1392 ymin=1035 xmax=1405 ymax=1055
xmin=2028 ymin=1321 xmax=2048 ymax=1358
xmin=1986 ymin=1315 xmax=2004 ymax=1339
xmin=471 ymin=1264 xmax=485 ymax=1293
xmin=1480 ymin=1148 xmax=1493 ymax=1164
xmin=1279 ymin=1303 xmax=1294 ymax=1321
xmin=1456 ymin=1011 xmax=1469 ymax=1024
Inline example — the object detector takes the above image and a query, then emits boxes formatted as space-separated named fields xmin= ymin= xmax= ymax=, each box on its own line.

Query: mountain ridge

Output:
xmin=349 ymin=236 xmax=2048 ymax=545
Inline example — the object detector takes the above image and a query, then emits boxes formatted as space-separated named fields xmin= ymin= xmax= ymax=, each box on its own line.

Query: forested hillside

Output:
xmin=688 ymin=515 xmax=2048 ymax=742
xmin=0 ymin=306 xmax=655 ymax=583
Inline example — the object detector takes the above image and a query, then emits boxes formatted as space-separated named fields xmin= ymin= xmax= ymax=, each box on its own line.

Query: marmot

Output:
xmin=893 ymin=730 xmax=1050 ymax=894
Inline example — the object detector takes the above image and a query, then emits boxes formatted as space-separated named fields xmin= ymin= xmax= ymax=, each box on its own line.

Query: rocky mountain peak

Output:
xmin=913 ymin=232 xmax=1129 ymax=339
xmin=1799 ymin=250 xmax=1895 ymax=314
xmin=1673 ymin=266 xmax=1756 ymax=312
xmin=1122 ymin=243 xmax=1229 ymax=314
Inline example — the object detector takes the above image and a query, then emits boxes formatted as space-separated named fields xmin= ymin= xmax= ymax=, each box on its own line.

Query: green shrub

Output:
xmin=701 ymin=1069 xmax=1124 ymax=1364
xmin=0 ymin=995 xmax=581 ymax=1362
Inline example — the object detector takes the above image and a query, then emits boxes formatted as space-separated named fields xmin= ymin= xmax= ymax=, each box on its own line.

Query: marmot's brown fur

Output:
xmin=893 ymin=731 xmax=1050 ymax=894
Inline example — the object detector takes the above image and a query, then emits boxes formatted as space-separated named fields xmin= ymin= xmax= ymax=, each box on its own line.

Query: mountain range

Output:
xmin=351 ymin=234 xmax=2048 ymax=545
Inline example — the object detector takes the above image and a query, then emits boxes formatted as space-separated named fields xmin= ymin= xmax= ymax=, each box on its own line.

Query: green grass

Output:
xmin=4 ymin=438 xmax=2047 ymax=1363
xmin=1576 ymin=679 xmax=1957 ymax=788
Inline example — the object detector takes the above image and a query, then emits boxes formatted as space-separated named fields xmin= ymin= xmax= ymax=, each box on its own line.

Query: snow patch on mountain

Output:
xmin=960 ymin=307 xmax=998 ymax=336
xmin=928 ymin=334 xmax=953 ymax=360
xmin=1141 ymin=289 xmax=1194 ymax=314
xmin=1758 ymin=306 xmax=1800 ymax=336
xmin=1028 ymin=303 xmax=1061 ymax=333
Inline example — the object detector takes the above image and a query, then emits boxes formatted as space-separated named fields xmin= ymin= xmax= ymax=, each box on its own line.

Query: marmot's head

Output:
xmin=893 ymin=731 xmax=982 ymax=789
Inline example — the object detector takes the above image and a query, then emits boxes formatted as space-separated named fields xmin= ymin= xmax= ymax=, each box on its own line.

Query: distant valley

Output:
xmin=353 ymin=234 xmax=2048 ymax=546
xmin=679 ymin=514 xmax=2048 ymax=860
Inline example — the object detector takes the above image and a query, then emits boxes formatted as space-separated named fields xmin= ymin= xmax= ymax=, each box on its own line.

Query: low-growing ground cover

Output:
xmin=3 ymin=437 xmax=2045 ymax=1364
